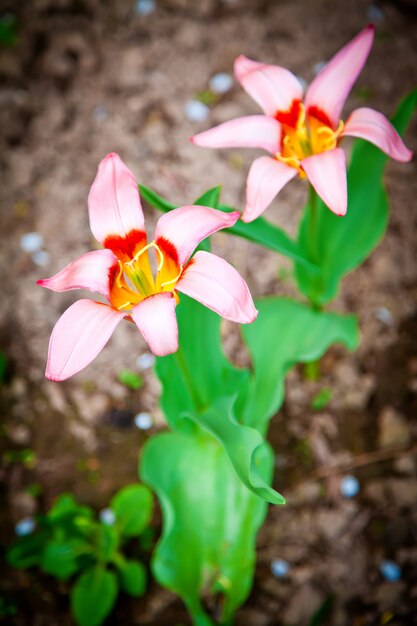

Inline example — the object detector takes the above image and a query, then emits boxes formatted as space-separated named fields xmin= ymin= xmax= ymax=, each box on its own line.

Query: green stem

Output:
xmin=174 ymin=348 xmax=205 ymax=412
xmin=308 ymin=184 xmax=319 ymax=264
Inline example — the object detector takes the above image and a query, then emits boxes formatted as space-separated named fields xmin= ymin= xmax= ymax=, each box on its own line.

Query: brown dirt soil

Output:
xmin=1 ymin=0 xmax=417 ymax=625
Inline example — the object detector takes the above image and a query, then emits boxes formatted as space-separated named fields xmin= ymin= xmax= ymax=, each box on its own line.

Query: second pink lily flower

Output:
xmin=38 ymin=153 xmax=257 ymax=381
xmin=192 ymin=25 xmax=412 ymax=220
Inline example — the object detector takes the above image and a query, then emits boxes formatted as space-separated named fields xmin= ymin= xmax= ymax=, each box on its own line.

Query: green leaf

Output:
xmin=138 ymin=182 xmax=316 ymax=270
xmin=71 ymin=566 xmax=118 ymax=626
xmin=47 ymin=494 xmax=93 ymax=524
xmin=241 ymin=297 xmax=359 ymax=429
xmin=140 ymin=431 xmax=272 ymax=625
xmin=138 ymin=183 xmax=175 ymax=212
xmin=186 ymin=396 xmax=285 ymax=505
xmin=117 ymin=369 xmax=143 ymax=390
xmin=7 ymin=530 xmax=49 ymax=569
xmin=311 ymin=388 xmax=332 ymax=411
xmin=110 ymin=484 xmax=153 ymax=538
xmin=41 ymin=540 xmax=85 ymax=580
xmin=155 ymin=295 xmax=249 ymax=431
xmin=116 ymin=558 xmax=147 ymax=596
xmin=194 ymin=186 xmax=221 ymax=209
xmin=295 ymin=88 xmax=417 ymax=305
xmin=96 ymin=524 xmax=118 ymax=562
xmin=220 ymin=204 xmax=317 ymax=270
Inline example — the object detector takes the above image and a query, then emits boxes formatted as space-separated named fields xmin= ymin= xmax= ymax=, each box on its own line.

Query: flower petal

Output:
xmin=243 ymin=156 xmax=297 ymax=222
xmin=45 ymin=300 xmax=125 ymax=381
xmin=305 ymin=25 xmax=375 ymax=128
xmin=37 ymin=249 xmax=117 ymax=299
xmin=302 ymin=148 xmax=347 ymax=216
xmin=177 ymin=251 xmax=257 ymax=324
xmin=234 ymin=55 xmax=303 ymax=116
xmin=191 ymin=115 xmax=281 ymax=154
xmin=88 ymin=153 xmax=145 ymax=244
xmin=342 ymin=107 xmax=413 ymax=162
xmin=131 ymin=293 xmax=178 ymax=356
xmin=154 ymin=205 xmax=239 ymax=266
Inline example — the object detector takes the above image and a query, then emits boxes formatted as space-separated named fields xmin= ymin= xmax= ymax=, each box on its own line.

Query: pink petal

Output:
xmin=88 ymin=153 xmax=145 ymax=244
xmin=243 ymin=156 xmax=297 ymax=222
xmin=191 ymin=115 xmax=281 ymax=154
xmin=342 ymin=107 xmax=413 ymax=162
xmin=177 ymin=251 xmax=257 ymax=324
xmin=131 ymin=293 xmax=178 ymax=357
xmin=302 ymin=148 xmax=347 ymax=216
xmin=37 ymin=249 xmax=117 ymax=299
xmin=305 ymin=25 xmax=375 ymax=128
xmin=45 ymin=300 xmax=125 ymax=381
xmin=154 ymin=205 xmax=239 ymax=266
xmin=234 ymin=55 xmax=303 ymax=116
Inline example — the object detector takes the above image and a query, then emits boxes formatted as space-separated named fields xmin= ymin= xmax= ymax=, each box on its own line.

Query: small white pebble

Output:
xmin=375 ymin=307 xmax=394 ymax=326
xmin=15 ymin=517 xmax=36 ymax=536
xmin=135 ymin=0 xmax=156 ymax=16
xmin=134 ymin=412 xmax=153 ymax=430
xmin=185 ymin=100 xmax=210 ymax=123
xmin=209 ymin=73 xmax=234 ymax=94
xmin=99 ymin=508 xmax=116 ymax=526
xmin=271 ymin=558 xmax=289 ymax=578
xmin=20 ymin=232 xmax=43 ymax=254
xmin=368 ymin=4 xmax=384 ymax=22
xmin=32 ymin=250 xmax=50 ymax=267
xmin=136 ymin=353 xmax=155 ymax=370
xmin=92 ymin=104 xmax=109 ymax=122
xmin=313 ymin=61 xmax=326 ymax=75
xmin=340 ymin=475 xmax=360 ymax=498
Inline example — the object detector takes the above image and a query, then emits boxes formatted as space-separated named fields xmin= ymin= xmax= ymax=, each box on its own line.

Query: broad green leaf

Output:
xmin=140 ymin=431 xmax=272 ymax=626
xmin=139 ymin=182 xmax=316 ymax=270
xmin=241 ymin=297 xmax=359 ymax=430
xmin=110 ymin=484 xmax=153 ymax=538
xmin=295 ymin=89 xmax=417 ymax=305
xmin=185 ymin=396 xmax=285 ymax=505
xmin=41 ymin=540 xmax=85 ymax=580
xmin=71 ymin=566 xmax=118 ymax=626
xmin=155 ymin=295 xmax=249 ymax=431
xmin=116 ymin=558 xmax=147 ymax=596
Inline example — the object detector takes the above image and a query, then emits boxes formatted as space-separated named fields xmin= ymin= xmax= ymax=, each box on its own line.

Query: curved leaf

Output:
xmin=140 ymin=431 xmax=272 ymax=625
xmin=185 ymin=396 xmax=285 ymax=504
xmin=241 ymin=297 xmax=359 ymax=429
xmin=295 ymin=88 xmax=417 ymax=305
xmin=116 ymin=558 xmax=147 ymax=597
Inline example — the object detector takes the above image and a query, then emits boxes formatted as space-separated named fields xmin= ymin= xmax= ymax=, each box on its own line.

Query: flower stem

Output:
xmin=308 ymin=184 xmax=319 ymax=264
xmin=174 ymin=348 xmax=205 ymax=412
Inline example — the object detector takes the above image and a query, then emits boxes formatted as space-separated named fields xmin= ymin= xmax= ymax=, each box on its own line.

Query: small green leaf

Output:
xmin=116 ymin=559 xmax=147 ymax=596
xmin=47 ymin=494 xmax=93 ymax=523
xmin=71 ymin=566 xmax=118 ymax=626
xmin=96 ymin=524 xmax=118 ymax=562
xmin=117 ymin=369 xmax=143 ymax=390
xmin=110 ymin=484 xmax=153 ymax=537
xmin=0 ymin=352 xmax=7 ymax=382
xmin=7 ymin=531 xmax=48 ymax=569
xmin=311 ymin=388 xmax=332 ymax=411
xmin=41 ymin=540 xmax=84 ymax=580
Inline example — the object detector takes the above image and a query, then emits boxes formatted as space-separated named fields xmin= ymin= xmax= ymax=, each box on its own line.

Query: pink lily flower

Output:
xmin=38 ymin=153 xmax=257 ymax=381
xmin=191 ymin=25 xmax=412 ymax=221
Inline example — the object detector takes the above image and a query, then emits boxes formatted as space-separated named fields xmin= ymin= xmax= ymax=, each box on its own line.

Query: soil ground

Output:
xmin=1 ymin=0 xmax=417 ymax=624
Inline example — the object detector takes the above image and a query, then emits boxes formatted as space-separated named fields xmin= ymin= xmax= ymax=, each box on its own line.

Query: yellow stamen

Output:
xmin=161 ymin=265 xmax=183 ymax=288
